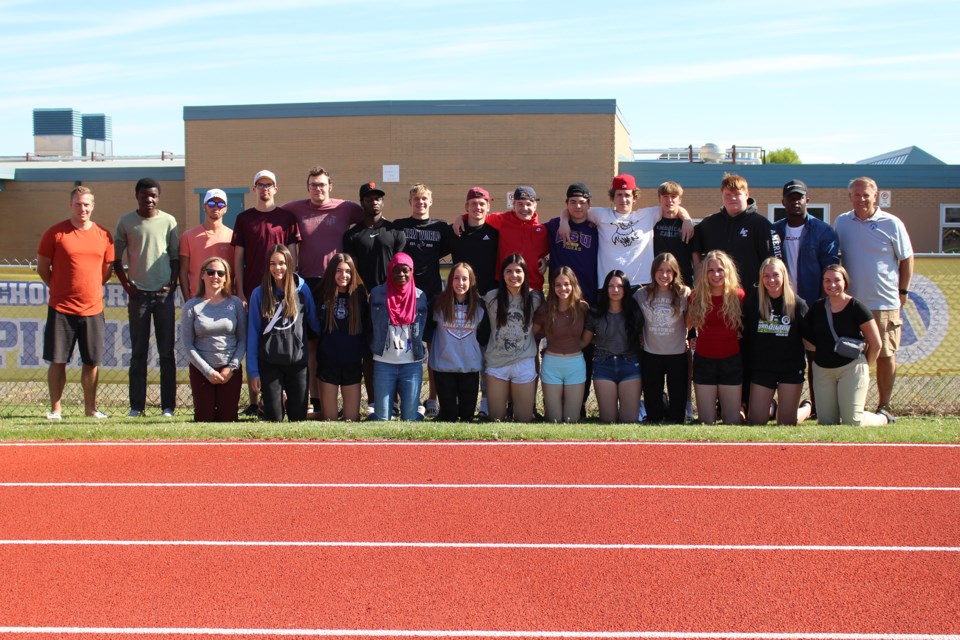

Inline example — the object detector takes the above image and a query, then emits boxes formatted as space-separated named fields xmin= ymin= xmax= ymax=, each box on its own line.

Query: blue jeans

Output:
xmin=128 ymin=290 xmax=176 ymax=412
xmin=371 ymin=360 xmax=423 ymax=421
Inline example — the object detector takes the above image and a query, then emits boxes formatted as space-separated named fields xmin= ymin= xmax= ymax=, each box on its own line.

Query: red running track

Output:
xmin=0 ymin=442 xmax=957 ymax=639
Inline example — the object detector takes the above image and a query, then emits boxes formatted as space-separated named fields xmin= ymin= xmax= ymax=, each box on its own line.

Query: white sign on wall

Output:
xmin=382 ymin=165 xmax=400 ymax=183
xmin=879 ymin=190 xmax=892 ymax=208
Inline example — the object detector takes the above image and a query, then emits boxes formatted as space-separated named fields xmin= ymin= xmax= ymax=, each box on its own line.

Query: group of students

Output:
xmin=180 ymin=240 xmax=889 ymax=427
xmin=177 ymin=169 xmax=897 ymax=426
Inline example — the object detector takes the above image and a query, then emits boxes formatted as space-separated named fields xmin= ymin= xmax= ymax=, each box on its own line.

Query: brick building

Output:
xmin=1 ymin=100 xmax=959 ymax=260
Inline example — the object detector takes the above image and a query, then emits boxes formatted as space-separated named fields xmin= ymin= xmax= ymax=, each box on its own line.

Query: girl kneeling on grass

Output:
xmin=533 ymin=267 xmax=589 ymax=423
xmin=743 ymin=257 xmax=812 ymax=425
xmin=481 ymin=254 xmax=544 ymax=422
xmin=315 ymin=253 xmax=370 ymax=422
xmin=428 ymin=263 xmax=488 ymax=422
xmin=247 ymin=245 xmax=320 ymax=422
xmin=636 ymin=253 xmax=690 ymax=424
xmin=582 ymin=270 xmax=644 ymax=423
xmin=801 ymin=265 xmax=891 ymax=425
xmin=687 ymin=250 xmax=744 ymax=425
xmin=368 ymin=252 xmax=429 ymax=421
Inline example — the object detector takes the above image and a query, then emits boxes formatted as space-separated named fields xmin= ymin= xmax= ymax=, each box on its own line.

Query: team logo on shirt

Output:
xmin=739 ymin=228 xmax=749 ymax=238
xmin=612 ymin=219 xmax=641 ymax=247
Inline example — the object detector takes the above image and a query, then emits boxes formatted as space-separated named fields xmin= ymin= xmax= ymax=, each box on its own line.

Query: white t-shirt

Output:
xmin=588 ymin=206 xmax=660 ymax=286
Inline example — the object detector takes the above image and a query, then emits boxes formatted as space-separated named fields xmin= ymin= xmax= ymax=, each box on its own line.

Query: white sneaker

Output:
xmin=161 ymin=408 xmax=175 ymax=418
xmin=417 ymin=404 xmax=426 ymax=417
xmin=366 ymin=405 xmax=375 ymax=418
xmin=89 ymin=411 xmax=109 ymax=419
xmin=685 ymin=401 xmax=695 ymax=421
xmin=46 ymin=412 xmax=62 ymax=421
xmin=424 ymin=399 xmax=439 ymax=418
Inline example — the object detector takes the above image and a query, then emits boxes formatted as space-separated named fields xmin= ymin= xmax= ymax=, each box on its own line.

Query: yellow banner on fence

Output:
xmin=0 ymin=268 xmax=190 ymax=384
xmin=898 ymin=257 xmax=957 ymax=375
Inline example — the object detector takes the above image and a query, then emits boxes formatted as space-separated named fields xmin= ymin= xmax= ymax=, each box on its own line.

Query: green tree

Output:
xmin=766 ymin=147 xmax=801 ymax=164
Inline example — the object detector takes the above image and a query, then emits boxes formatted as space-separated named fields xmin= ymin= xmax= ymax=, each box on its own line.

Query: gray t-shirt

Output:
xmin=586 ymin=311 xmax=632 ymax=358
xmin=636 ymin=286 xmax=690 ymax=355
xmin=483 ymin=290 xmax=543 ymax=369
xmin=181 ymin=295 xmax=247 ymax=376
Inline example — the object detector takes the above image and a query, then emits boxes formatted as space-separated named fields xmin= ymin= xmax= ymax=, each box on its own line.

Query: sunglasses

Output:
xmin=205 ymin=269 xmax=226 ymax=277
xmin=205 ymin=201 xmax=227 ymax=209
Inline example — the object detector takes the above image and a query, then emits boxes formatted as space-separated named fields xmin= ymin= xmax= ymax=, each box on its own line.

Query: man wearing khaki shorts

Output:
xmin=834 ymin=176 xmax=914 ymax=417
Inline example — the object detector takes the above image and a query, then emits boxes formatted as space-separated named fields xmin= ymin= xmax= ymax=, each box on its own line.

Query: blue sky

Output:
xmin=3 ymin=0 xmax=959 ymax=163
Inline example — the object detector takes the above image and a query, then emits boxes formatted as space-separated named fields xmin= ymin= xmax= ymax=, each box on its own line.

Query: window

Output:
xmin=940 ymin=204 xmax=960 ymax=253
xmin=767 ymin=204 xmax=830 ymax=224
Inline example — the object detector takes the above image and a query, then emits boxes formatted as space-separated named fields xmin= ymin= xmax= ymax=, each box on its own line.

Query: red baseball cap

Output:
xmin=612 ymin=174 xmax=637 ymax=190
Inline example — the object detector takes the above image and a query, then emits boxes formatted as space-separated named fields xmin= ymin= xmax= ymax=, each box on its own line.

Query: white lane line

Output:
xmin=0 ymin=482 xmax=956 ymax=491
xmin=0 ymin=628 xmax=957 ymax=638
xmin=0 ymin=441 xmax=957 ymax=448
xmin=0 ymin=540 xmax=956 ymax=552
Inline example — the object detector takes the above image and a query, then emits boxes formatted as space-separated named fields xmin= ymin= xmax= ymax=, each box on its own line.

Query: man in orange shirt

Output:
xmin=179 ymin=189 xmax=235 ymax=300
xmin=36 ymin=186 xmax=115 ymax=419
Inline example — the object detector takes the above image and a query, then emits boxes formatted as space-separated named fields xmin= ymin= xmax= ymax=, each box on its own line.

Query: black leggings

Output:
xmin=641 ymin=351 xmax=689 ymax=423
xmin=434 ymin=371 xmax=480 ymax=421
xmin=260 ymin=360 xmax=309 ymax=422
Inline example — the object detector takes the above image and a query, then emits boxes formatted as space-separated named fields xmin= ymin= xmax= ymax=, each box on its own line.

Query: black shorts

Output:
xmin=693 ymin=352 xmax=743 ymax=386
xmin=317 ymin=360 xmax=364 ymax=386
xmin=751 ymin=367 xmax=805 ymax=389
xmin=43 ymin=307 xmax=105 ymax=366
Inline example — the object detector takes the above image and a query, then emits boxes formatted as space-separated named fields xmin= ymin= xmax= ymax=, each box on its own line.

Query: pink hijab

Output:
xmin=386 ymin=252 xmax=417 ymax=326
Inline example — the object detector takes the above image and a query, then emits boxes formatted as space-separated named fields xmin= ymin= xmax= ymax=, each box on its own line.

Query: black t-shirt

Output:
xmin=742 ymin=291 xmax=809 ymax=373
xmin=802 ymin=297 xmax=873 ymax=369
xmin=392 ymin=217 xmax=455 ymax=298
xmin=342 ymin=219 xmax=406 ymax=289
xmin=653 ymin=217 xmax=695 ymax=288
xmin=451 ymin=222 xmax=500 ymax=295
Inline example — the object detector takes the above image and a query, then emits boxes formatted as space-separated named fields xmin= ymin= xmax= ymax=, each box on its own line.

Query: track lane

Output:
xmin=1 ymin=547 xmax=957 ymax=635
xmin=0 ymin=442 xmax=957 ymax=487
xmin=0 ymin=487 xmax=957 ymax=547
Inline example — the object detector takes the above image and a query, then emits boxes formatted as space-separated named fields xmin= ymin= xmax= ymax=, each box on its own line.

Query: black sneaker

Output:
xmin=242 ymin=404 xmax=259 ymax=417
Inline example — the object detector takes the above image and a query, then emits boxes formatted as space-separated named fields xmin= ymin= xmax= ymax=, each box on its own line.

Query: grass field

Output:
xmin=3 ymin=414 xmax=960 ymax=443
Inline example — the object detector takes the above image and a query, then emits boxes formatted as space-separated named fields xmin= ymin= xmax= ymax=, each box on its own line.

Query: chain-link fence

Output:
xmin=2 ymin=256 xmax=958 ymax=418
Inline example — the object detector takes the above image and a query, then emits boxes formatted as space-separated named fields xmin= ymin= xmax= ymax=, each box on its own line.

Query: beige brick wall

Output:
xmin=185 ymin=112 xmax=620 ymax=223
xmin=0 ymin=180 xmax=185 ymax=261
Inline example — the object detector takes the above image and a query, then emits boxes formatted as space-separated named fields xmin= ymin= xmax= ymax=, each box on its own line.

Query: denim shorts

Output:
xmin=592 ymin=353 xmax=641 ymax=383
xmin=541 ymin=353 xmax=587 ymax=385
xmin=487 ymin=357 xmax=538 ymax=384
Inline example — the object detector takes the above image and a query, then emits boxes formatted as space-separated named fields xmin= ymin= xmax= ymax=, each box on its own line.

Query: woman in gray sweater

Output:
xmin=181 ymin=257 xmax=246 ymax=421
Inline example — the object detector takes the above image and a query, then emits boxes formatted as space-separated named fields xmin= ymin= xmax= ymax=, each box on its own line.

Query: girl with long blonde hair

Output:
xmin=688 ymin=250 xmax=744 ymax=424
xmin=743 ymin=257 xmax=812 ymax=425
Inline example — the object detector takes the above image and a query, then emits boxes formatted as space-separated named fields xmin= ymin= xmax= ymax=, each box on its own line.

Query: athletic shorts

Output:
xmin=693 ymin=352 xmax=743 ymax=386
xmin=592 ymin=354 xmax=641 ymax=384
xmin=751 ymin=367 xmax=804 ymax=389
xmin=317 ymin=360 xmax=364 ymax=386
xmin=872 ymin=309 xmax=902 ymax=358
xmin=541 ymin=353 xmax=587 ymax=385
xmin=486 ymin=357 xmax=537 ymax=384
xmin=42 ymin=307 xmax=105 ymax=366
